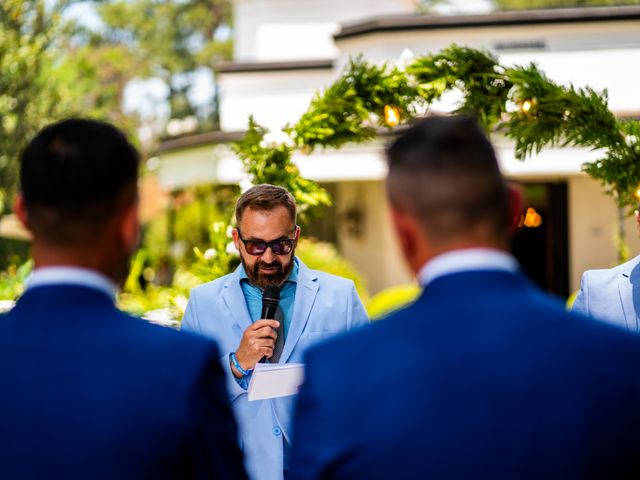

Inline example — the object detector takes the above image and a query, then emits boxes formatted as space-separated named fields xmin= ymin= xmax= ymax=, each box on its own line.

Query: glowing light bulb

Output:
xmin=384 ymin=105 xmax=400 ymax=127
xmin=523 ymin=207 xmax=543 ymax=228
xmin=521 ymin=100 xmax=533 ymax=113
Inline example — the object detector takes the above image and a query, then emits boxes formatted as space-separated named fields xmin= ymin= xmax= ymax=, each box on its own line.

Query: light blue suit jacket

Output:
xmin=181 ymin=258 xmax=369 ymax=480
xmin=572 ymin=255 xmax=640 ymax=332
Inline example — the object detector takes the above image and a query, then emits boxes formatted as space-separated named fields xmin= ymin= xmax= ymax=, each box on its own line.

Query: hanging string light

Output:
xmin=384 ymin=105 xmax=400 ymax=127
xmin=522 ymin=207 xmax=543 ymax=228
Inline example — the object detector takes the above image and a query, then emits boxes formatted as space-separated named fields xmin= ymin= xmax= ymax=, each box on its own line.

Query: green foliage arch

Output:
xmin=236 ymin=44 xmax=640 ymax=217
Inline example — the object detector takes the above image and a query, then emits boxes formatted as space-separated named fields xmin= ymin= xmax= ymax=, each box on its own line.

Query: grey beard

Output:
xmin=241 ymin=252 xmax=295 ymax=288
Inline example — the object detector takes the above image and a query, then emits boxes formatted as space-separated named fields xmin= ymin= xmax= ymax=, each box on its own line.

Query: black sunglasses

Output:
xmin=236 ymin=228 xmax=297 ymax=256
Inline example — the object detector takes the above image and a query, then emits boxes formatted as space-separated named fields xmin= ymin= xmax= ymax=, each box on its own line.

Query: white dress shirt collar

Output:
xmin=418 ymin=248 xmax=518 ymax=288
xmin=26 ymin=266 xmax=118 ymax=301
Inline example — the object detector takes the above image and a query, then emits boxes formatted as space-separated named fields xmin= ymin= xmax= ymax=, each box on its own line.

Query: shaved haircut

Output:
xmin=386 ymin=115 xmax=510 ymax=244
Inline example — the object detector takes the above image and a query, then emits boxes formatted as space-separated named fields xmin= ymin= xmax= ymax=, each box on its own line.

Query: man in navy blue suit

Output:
xmin=290 ymin=115 xmax=640 ymax=479
xmin=0 ymin=119 xmax=247 ymax=479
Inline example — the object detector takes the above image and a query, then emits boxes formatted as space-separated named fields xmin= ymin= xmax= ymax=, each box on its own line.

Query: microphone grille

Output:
xmin=263 ymin=285 xmax=280 ymax=301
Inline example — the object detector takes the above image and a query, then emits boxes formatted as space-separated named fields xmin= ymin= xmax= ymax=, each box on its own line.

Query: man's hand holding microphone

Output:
xmin=230 ymin=286 xmax=281 ymax=379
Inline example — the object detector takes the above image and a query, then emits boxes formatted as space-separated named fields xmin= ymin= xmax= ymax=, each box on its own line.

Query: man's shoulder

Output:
xmin=4 ymin=299 xmax=220 ymax=372
xmin=122 ymin=309 xmax=220 ymax=352
xmin=190 ymin=271 xmax=236 ymax=297
xmin=117 ymin=316 xmax=223 ymax=387
xmin=305 ymin=303 xmax=408 ymax=363
xmin=582 ymin=256 xmax=640 ymax=292
xmin=304 ymin=319 xmax=371 ymax=366
xmin=581 ymin=255 xmax=640 ymax=286
xmin=303 ymin=289 xmax=640 ymax=384
xmin=301 ymin=309 xmax=411 ymax=397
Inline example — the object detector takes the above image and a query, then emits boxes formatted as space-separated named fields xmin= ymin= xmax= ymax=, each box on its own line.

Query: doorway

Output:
xmin=511 ymin=182 xmax=569 ymax=299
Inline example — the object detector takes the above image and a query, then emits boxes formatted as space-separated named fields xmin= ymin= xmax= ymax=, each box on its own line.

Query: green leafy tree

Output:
xmin=415 ymin=1 xmax=452 ymax=14
xmin=56 ymin=40 xmax=141 ymax=135
xmin=97 ymin=0 xmax=232 ymax=126
xmin=0 ymin=0 xmax=140 ymax=209
xmin=0 ymin=0 xmax=70 ymax=205
xmin=234 ymin=44 xmax=640 ymax=262
xmin=232 ymin=118 xmax=332 ymax=223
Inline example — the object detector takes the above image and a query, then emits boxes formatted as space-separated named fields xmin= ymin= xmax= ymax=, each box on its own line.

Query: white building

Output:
xmin=157 ymin=1 xmax=640 ymax=297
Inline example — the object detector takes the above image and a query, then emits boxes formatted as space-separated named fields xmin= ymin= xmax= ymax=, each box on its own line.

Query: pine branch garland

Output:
xmin=233 ymin=44 xmax=640 ymax=218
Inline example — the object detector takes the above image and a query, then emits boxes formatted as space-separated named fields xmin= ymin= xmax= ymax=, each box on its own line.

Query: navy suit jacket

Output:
xmin=291 ymin=270 xmax=640 ymax=479
xmin=0 ymin=285 xmax=247 ymax=480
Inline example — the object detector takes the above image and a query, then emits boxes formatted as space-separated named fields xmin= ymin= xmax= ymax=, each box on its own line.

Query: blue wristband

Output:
xmin=230 ymin=352 xmax=252 ymax=376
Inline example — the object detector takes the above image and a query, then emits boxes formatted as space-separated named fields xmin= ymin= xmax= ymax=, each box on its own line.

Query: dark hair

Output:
xmin=386 ymin=115 xmax=510 ymax=242
xmin=235 ymin=184 xmax=297 ymax=225
xmin=20 ymin=118 xmax=139 ymax=245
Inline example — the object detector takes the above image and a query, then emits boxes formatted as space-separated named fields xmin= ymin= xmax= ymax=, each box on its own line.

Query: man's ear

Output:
xmin=507 ymin=182 xmax=524 ymax=233
xmin=14 ymin=193 xmax=29 ymax=229
xmin=390 ymin=208 xmax=418 ymax=265
xmin=231 ymin=227 xmax=241 ymax=252
xmin=119 ymin=201 xmax=140 ymax=253
xmin=294 ymin=224 xmax=300 ymax=245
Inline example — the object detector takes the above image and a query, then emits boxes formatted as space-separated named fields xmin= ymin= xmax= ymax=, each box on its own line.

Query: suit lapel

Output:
xmin=279 ymin=261 xmax=318 ymax=364
xmin=221 ymin=267 xmax=253 ymax=332
xmin=620 ymin=261 xmax=640 ymax=332
xmin=617 ymin=278 xmax=633 ymax=331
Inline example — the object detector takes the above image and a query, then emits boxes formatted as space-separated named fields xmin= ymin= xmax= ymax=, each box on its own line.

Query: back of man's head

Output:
xmin=19 ymin=118 xmax=140 ymax=246
xmin=386 ymin=115 xmax=510 ymax=247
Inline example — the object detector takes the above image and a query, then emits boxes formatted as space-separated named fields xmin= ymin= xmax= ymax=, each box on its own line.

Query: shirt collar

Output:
xmin=418 ymin=248 xmax=518 ymax=288
xmin=26 ymin=266 xmax=118 ymax=301
xmin=239 ymin=257 xmax=299 ymax=286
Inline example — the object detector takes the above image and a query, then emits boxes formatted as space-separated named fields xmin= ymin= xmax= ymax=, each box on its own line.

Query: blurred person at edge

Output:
xmin=573 ymin=204 xmax=640 ymax=332
xmin=0 ymin=118 xmax=247 ymax=480
xmin=182 ymin=184 xmax=369 ymax=480
xmin=290 ymin=115 xmax=640 ymax=479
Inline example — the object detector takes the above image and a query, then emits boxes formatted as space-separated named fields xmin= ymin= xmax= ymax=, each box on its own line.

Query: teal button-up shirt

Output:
xmin=238 ymin=259 xmax=300 ymax=470
xmin=239 ymin=258 xmax=299 ymax=341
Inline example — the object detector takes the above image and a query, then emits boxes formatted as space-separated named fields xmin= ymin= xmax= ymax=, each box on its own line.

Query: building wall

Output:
xmin=335 ymin=180 xmax=414 ymax=295
xmin=161 ymin=8 xmax=640 ymax=297
xmin=335 ymin=22 xmax=640 ymax=113
xmin=568 ymin=175 xmax=640 ymax=293
xmin=335 ymin=20 xmax=640 ymax=60
xmin=157 ymin=145 xmax=245 ymax=189
xmin=233 ymin=0 xmax=415 ymax=61
xmin=331 ymin=174 xmax=640 ymax=297
xmin=220 ymin=18 xmax=640 ymax=141
xmin=218 ymin=69 xmax=334 ymax=130
xmin=157 ymin=140 xmax=639 ymax=297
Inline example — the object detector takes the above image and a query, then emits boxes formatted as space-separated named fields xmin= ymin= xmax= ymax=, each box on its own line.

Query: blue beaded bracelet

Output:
xmin=230 ymin=352 xmax=252 ymax=376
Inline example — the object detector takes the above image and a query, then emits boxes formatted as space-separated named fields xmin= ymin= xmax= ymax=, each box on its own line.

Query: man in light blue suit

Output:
xmin=182 ymin=184 xmax=368 ymax=480
xmin=290 ymin=116 xmax=640 ymax=479
xmin=572 ymin=211 xmax=640 ymax=332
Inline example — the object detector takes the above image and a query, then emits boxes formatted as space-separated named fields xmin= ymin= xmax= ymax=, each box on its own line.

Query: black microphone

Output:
xmin=260 ymin=286 xmax=280 ymax=363
xmin=261 ymin=285 xmax=280 ymax=319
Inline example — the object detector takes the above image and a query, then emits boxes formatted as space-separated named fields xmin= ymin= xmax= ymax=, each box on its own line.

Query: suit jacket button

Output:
xmin=272 ymin=426 xmax=282 ymax=436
